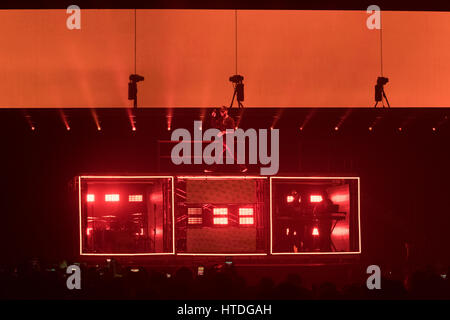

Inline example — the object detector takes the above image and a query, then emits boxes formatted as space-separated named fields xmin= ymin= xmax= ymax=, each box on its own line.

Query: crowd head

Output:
xmin=0 ymin=259 xmax=449 ymax=299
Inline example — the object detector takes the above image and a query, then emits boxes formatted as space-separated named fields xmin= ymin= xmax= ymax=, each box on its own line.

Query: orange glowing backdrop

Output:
xmin=0 ymin=9 xmax=449 ymax=108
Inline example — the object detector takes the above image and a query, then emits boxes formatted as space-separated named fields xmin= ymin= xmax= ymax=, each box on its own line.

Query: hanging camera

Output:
xmin=229 ymin=74 xmax=243 ymax=83
xmin=374 ymin=76 xmax=390 ymax=108
xmin=229 ymin=74 xmax=245 ymax=109
xmin=128 ymin=74 xmax=145 ymax=109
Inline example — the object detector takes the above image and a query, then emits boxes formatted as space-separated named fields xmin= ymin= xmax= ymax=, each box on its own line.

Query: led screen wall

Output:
xmin=270 ymin=177 xmax=361 ymax=254
xmin=77 ymin=175 xmax=360 ymax=256
xmin=1 ymin=10 xmax=449 ymax=108
xmin=78 ymin=176 xmax=174 ymax=255
xmin=174 ymin=176 xmax=268 ymax=255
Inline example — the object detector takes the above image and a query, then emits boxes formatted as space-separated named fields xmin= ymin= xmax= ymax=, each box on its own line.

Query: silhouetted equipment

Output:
xmin=229 ymin=74 xmax=245 ymax=109
xmin=374 ymin=76 xmax=391 ymax=108
xmin=128 ymin=83 xmax=136 ymax=100
xmin=128 ymin=74 xmax=145 ymax=109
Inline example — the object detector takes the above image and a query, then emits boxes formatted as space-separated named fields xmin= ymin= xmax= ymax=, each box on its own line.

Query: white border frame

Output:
xmin=77 ymin=175 xmax=360 ymax=257
xmin=78 ymin=175 xmax=175 ymax=256
xmin=176 ymin=175 xmax=268 ymax=256
xmin=269 ymin=176 xmax=361 ymax=255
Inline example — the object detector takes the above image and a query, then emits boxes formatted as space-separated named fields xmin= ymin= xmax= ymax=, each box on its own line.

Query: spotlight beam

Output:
xmin=59 ymin=109 xmax=70 ymax=131
xmin=90 ymin=108 xmax=101 ymax=131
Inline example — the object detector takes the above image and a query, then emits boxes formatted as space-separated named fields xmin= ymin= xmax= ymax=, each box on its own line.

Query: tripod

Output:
xmin=229 ymin=82 xmax=244 ymax=109
xmin=374 ymin=84 xmax=391 ymax=108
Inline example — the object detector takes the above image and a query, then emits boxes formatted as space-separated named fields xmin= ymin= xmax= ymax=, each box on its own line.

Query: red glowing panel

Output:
xmin=105 ymin=194 xmax=120 ymax=202
xmin=128 ymin=194 xmax=143 ymax=202
xmin=188 ymin=208 xmax=202 ymax=215
xmin=239 ymin=208 xmax=254 ymax=216
xmin=332 ymin=226 xmax=349 ymax=237
xmin=213 ymin=217 xmax=228 ymax=225
xmin=213 ymin=208 xmax=228 ymax=215
xmin=312 ymin=227 xmax=319 ymax=236
xmin=331 ymin=194 xmax=349 ymax=202
xmin=239 ymin=217 xmax=254 ymax=225
xmin=239 ymin=207 xmax=254 ymax=225
xmin=213 ymin=208 xmax=228 ymax=225
xmin=150 ymin=193 xmax=163 ymax=202
xmin=286 ymin=195 xmax=294 ymax=203
xmin=188 ymin=217 xmax=203 ymax=225
xmin=310 ymin=195 xmax=323 ymax=203
xmin=86 ymin=194 xmax=95 ymax=202
xmin=188 ymin=207 xmax=203 ymax=225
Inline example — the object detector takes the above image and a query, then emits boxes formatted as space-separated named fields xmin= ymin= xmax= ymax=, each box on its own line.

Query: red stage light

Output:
xmin=312 ymin=227 xmax=319 ymax=236
xmin=331 ymin=193 xmax=349 ymax=202
xmin=128 ymin=194 xmax=143 ymax=202
xmin=188 ymin=208 xmax=202 ymax=215
xmin=213 ymin=208 xmax=228 ymax=225
xmin=286 ymin=195 xmax=294 ymax=203
xmin=86 ymin=227 xmax=93 ymax=236
xmin=213 ymin=208 xmax=228 ymax=215
xmin=239 ymin=208 xmax=254 ymax=225
xmin=188 ymin=208 xmax=203 ymax=225
xmin=105 ymin=194 xmax=120 ymax=202
xmin=239 ymin=217 xmax=254 ymax=225
xmin=310 ymin=195 xmax=323 ymax=203
xmin=166 ymin=110 xmax=173 ymax=132
xmin=213 ymin=217 xmax=228 ymax=225
xmin=86 ymin=194 xmax=95 ymax=202
xmin=239 ymin=208 xmax=253 ymax=215
xmin=188 ymin=217 xmax=203 ymax=224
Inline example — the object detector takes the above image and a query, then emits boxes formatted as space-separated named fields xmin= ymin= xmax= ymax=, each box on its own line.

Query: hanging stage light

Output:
xmin=228 ymin=74 xmax=245 ymax=109
xmin=128 ymin=74 xmax=145 ymax=109
xmin=373 ymin=10 xmax=390 ymax=109
xmin=374 ymin=76 xmax=390 ymax=108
